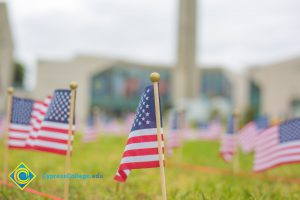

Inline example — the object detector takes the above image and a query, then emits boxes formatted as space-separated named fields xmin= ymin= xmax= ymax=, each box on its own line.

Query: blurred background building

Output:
xmin=34 ymin=56 xmax=233 ymax=122
xmin=0 ymin=2 xmax=14 ymax=113
xmin=1 ymin=1 xmax=300 ymax=124
xmin=247 ymin=57 xmax=300 ymax=119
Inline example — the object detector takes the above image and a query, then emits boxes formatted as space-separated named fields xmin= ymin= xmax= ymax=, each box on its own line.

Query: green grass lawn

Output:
xmin=1 ymin=135 xmax=300 ymax=200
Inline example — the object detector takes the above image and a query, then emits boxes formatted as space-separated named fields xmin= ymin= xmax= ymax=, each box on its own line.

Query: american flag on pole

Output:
xmin=114 ymin=85 xmax=164 ymax=182
xmin=33 ymin=89 xmax=76 ymax=155
xmin=82 ymin=117 xmax=98 ymax=143
xmin=8 ymin=97 xmax=35 ymax=149
xmin=220 ymin=116 xmax=237 ymax=162
xmin=25 ymin=96 xmax=52 ymax=148
xmin=239 ymin=116 xmax=269 ymax=153
xmin=254 ymin=118 xmax=300 ymax=172
xmin=166 ymin=111 xmax=182 ymax=156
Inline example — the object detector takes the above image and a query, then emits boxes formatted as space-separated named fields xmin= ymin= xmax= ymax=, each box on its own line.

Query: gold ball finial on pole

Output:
xmin=69 ymin=81 xmax=78 ymax=90
xmin=7 ymin=87 xmax=14 ymax=94
xmin=150 ymin=72 xmax=160 ymax=82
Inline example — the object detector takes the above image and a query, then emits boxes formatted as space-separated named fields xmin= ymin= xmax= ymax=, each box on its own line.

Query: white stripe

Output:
xmin=128 ymin=128 xmax=163 ymax=139
xmin=34 ymin=140 xmax=70 ymax=151
xmin=256 ymin=133 xmax=278 ymax=146
xmin=8 ymin=140 xmax=26 ymax=147
xmin=10 ymin=124 xmax=31 ymax=131
xmin=9 ymin=132 xmax=28 ymax=139
xmin=120 ymin=154 xmax=162 ymax=164
xmin=125 ymin=141 xmax=163 ymax=152
xmin=37 ymin=130 xmax=73 ymax=140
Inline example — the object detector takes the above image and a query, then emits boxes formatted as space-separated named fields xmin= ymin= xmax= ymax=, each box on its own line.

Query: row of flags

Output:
xmin=2 ymin=73 xmax=300 ymax=200
xmin=1 ymin=84 xmax=77 ymax=200
xmin=219 ymin=114 xmax=300 ymax=173
xmin=7 ymin=90 xmax=75 ymax=155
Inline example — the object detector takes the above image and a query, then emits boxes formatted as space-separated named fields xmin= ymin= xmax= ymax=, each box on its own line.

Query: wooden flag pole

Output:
xmin=2 ymin=87 xmax=14 ymax=188
xmin=150 ymin=72 xmax=167 ymax=200
xmin=64 ymin=82 xmax=78 ymax=200
xmin=233 ymin=109 xmax=240 ymax=174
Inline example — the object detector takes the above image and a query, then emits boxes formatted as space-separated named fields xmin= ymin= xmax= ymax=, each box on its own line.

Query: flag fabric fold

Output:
xmin=114 ymin=85 xmax=164 ymax=182
xmin=25 ymin=96 xmax=52 ymax=149
xmin=239 ymin=116 xmax=269 ymax=153
xmin=34 ymin=89 xmax=76 ymax=155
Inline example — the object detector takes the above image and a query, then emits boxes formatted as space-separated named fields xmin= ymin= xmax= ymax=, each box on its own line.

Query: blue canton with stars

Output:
xmin=44 ymin=90 xmax=74 ymax=124
xmin=279 ymin=118 xmax=300 ymax=143
xmin=131 ymin=85 xmax=162 ymax=132
xmin=11 ymin=97 xmax=34 ymax=125
xmin=226 ymin=115 xmax=235 ymax=135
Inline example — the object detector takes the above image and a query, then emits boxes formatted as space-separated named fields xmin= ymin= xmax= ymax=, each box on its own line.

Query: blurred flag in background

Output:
xmin=254 ymin=118 xmax=300 ymax=172
xmin=198 ymin=119 xmax=222 ymax=141
xmin=220 ymin=115 xmax=237 ymax=162
xmin=239 ymin=116 xmax=269 ymax=154
xmin=82 ymin=116 xmax=98 ymax=143
xmin=166 ymin=111 xmax=182 ymax=156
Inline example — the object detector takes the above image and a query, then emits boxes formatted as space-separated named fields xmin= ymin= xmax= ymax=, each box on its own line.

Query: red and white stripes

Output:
xmin=114 ymin=128 xmax=164 ymax=182
xmin=220 ymin=134 xmax=237 ymax=162
xmin=253 ymin=126 xmax=300 ymax=172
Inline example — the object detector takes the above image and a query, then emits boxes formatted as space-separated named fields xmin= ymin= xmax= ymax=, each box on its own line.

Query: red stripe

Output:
xmin=127 ymin=135 xmax=163 ymax=145
xmin=8 ymin=146 xmax=26 ymax=149
xmin=32 ymin=110 xmax=46 ymax=116
xmin=119 ymin=160 xmax=162 ymax=170
xmin=33 ymin=146 xmax=67 ymax=155
xmin=9 ymin=129 xmax=29 ymax=133
xmin=114 ymin=170 xmax=128 ymax=183
xmin=40 ymin=127 xmax=69 ymax=134
xmin=8 ymin=137 xmax=26 ymax=141
xmin=35 ymin=136 xmax=68 ymax=144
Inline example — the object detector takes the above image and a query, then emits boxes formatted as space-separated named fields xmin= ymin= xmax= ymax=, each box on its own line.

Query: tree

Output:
xmin=13 ymin=61 xmax=25 ymax=88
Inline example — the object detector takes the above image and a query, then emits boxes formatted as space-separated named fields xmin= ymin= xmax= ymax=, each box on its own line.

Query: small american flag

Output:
xmin=9 ymin=97 xmax=35 ymax=149
xmin=220 ymin=116 xmax=237 ymax=162
xmin=82 ymin=117 xmax=98 ymax=143
xmin=25 ymin=96 xmax=52 ymax=148
xmin=33 ymin=89 xmax=76 ymax=155
xmin=114 ymin=85 xmax=164 ymax=182
xmin=198 ymin=119 xmax=222 ymax=140
xmin=166 ymin=111 xmax=182 ymax=156
xmin=254 ymin=118 xmax=300 ymax=172
xmin=239 ymin=116 xmax=269 ymax=153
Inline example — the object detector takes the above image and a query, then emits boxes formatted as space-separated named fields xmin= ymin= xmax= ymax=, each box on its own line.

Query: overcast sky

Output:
xmin=3 ymin=0 xmax=300 ymax=88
